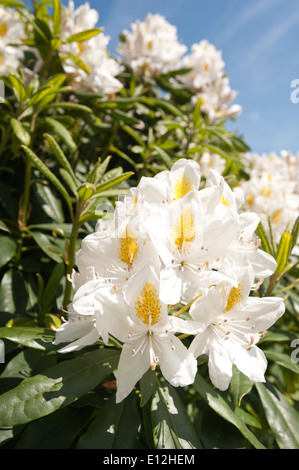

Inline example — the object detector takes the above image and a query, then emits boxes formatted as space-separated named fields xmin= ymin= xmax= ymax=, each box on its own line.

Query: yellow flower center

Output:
xmin=221 ymin=195 xmax=231 ymax=207
xmin=0 ymin=22 xmax=8 ymax=38
xmin=171 ymin=207 xmax=196 ymax=252
xmin=117 ymin=225 xmax=139 ymax=267
xmin=223 ymin=281 xmax=244 ymax=312
xmin=247 ymin=194 xmax=254 ymax=206
xmin=135 ymin=282 xmax=161 ymax=326
xmin=172 ymin=174 xmax=193 ymax=199
xmin=0 ymin=51 xmax=3 ymax=66
xmin=271 ymin=209 xmax=282 ymax=224
xmin=77 ymin=42 xmax=85 ymax=54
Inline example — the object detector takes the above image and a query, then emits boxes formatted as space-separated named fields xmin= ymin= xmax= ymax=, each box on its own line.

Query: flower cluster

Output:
xmin=54 ymin=159 xmax=285 ymax=402
xmin=59 ymin=1 xmax=123 ymax=94
xmin=240 ymin=150 xmax=299 ymax=242
xmin=180 ymin=40 xmax=242 ymax=121
xmin=0 ymin=6 xmax=25 ymax=75
xmin=117 ymin=13 xmax=187 ymax=76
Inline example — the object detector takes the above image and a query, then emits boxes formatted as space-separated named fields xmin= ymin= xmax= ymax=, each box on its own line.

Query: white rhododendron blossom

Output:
xmin=54 ymin=158 xmax=285 ymax=401
xmin=189 ymin=263 xmax=285 ymax=390
xmin=240 ymin=151 xmax=299 ymax=242
xmin=0 ymin=6 xmax=25 ymax=74
xmin=180 ymin=40 xmax=241 ymax=121
xmin=117 ymin=13 xmax=187 ymax=75
xmin=60 ymin=1 xmax=123 ymax=94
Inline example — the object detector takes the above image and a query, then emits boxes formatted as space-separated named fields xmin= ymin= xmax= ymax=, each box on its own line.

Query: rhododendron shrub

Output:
xmin=0 ymin=0 xmax=298 ymax=451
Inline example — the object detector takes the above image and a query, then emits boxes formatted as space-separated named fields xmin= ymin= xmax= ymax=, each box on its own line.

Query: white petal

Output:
xmin=115 ymin=339 xmax=150 ymax=403
xmin=208 ymin=340 xmax=233 ymax=390
xmin=155 ymin=334 xmax=198 ymax=387
xmin=232 ymin=344 xmax=267 ymax=383
xmin=241 ymin=296 xmax=285 ymax=333
xmin=159 ymin=266 xmax=183 ymax=305
xmin=247 ymin=249 xmax=277 ymax=278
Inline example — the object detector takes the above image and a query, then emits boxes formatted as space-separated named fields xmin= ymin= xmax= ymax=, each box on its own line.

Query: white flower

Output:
xmin=75 ymin=210 xmax=161 ymax=289
xmin=240 ymin=151 xmax=299 ymax=242
xmin=118 ymin=13 xmax=187 ymax=75
xmin=0 ymin=6 xmax=25 ymax=74
xmin=180 ymin=40 xmax=241 ymax=122
xmin=97 ymin=264 xmax=198 ymax=403
xmin=189 ymin=263 xmax=285 ymax=390
xmin=53 ymin=267 xmax=108 ymax=353
xmin=60 ymin=1 xmax=123 ymax=94
xmin=145 ymin=187 xmax=240 ymax=305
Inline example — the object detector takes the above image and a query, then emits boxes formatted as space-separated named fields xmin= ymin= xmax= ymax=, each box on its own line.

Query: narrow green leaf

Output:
xmin=44 ymin=133 xmax=78 ymax=186
xmin=44 ymin=102 xmax=92 ymax=113
xmin=275 ymin=231 xmax=291 ymax=275
xmin=151 ymin=378 xmax=202 ymax=449
xmin=0 ymin=348 xmax=120 ymax=426
xmin=61 ymin=54 xmax=90 ymax=74
xmin=8 ymin=74 xmax=27 ymax=102
xmin=65 ymin=28 xmax=103 ymax=43
xmin=21 ymin=145 xmax=73 ymax=218
xmin=77 ymin=393 xmax=140 ymax=449
xmin=87 ymin=156 xmax=111 ymax=185
xmin=53 ymin=0 xmax=61 ymax=35
xmin=10 ymin=118 xmax=31 ymax=146
xmin=34 ymin=182 xmax=65 ymax=223
xmin=193 ymin=374 xmax=265 ymax=449
xmin=121 ymin=124 xmax=145 ymax=148
xmin=43 ymin=262 xmax=65 ymax=311
xmin=256 ymin=382 xmax=299 ymax=449
xmin=256 ymin=221 xmax=273 ymax=255
xmin=151 ymin=144 xmax=173 ymax=169
xmin=290 ymin=216 xmax=299 ymax=254
xmin=95 ymin=172 xmax=133 ymax=194
xmin=264 ymin=349 xmax=299 ymax=374
xmin=59 ymin=168 xmax=78 ymax=196
xmin=39 ymin=117 xmax=76 ymax=151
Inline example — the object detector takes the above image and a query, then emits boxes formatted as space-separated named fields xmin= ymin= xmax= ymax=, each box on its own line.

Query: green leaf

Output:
xmin=139 ymin=368 xmax=156 ymax=406
xmin=228 ymin=366 xmax=254 ymax=406
xmin=121 ymin=124 xmax=145 ymax=148
xmin=77 ymin=392 xmax=140 ymax=449
xmin=87 ymin=156 xmax=111 ymax=185
xmin=264 ymin=349 xmax=299 ymax=374
xmin=42 ymin=262 xmax=65 ymax=312
xmin=256 ymin=221 xmax=273 ymax=255
xmin=256 ymin=382 xmax=299 ymax=449
xmin=275 ymin=231 xmax=291 ymax=275
xmin=0 ymin=269 xmax=28 ymax=316
xmin=0 ymin=348 xmax=120 ymax=426
xmin=193 ymin=374 xmax=265 ymax=449
xmin=151 ymin=144 xmax=173 ymax=169
xmin=30 ymin=230 xmax=64 ymax=263
xmin=95 ymin=172 xmax=134 ymax=194
xmin=33 ymin=182 xmax=65 ymax=223
xmin=44 ymin=133 xmax=78 ymax=186
xmin=15 ymin=406 xmax=93 ymax=449
xmin=10 ymin=118 xmax=31 ymax=146
xmin=21 ymin=145 xmax=73 ymax=218
xmin=290 ymin=216 xmax=299 ymax=254
xmin=39 ymin=117 xmax=76 ymax=151
xmin=7 ymin=74 xmax=27 ymax=102
xmin=65 ymin=28 xmax=103 ymax=43
xmin=53 ymin=0 xmax=61 ymax=35
xmin=44 ymin=102 xmax=92 ymax=113
xmin=61 ymin=53 xmax=90 ymax=75
xmin=151 ymin=378 xmax=202 ymax=449
xmin=0 ymin=234 xmax=17 ymax=268
xmin=0 ymin=327 xmax=56 ymax=351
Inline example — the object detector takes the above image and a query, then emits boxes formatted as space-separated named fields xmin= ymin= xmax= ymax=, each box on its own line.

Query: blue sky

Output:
xmin=70 ymin=0 xmax=299 ymax=154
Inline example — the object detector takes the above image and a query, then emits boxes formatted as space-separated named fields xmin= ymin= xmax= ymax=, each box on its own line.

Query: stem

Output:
xmin=18 ymin=158 xmax=32 ymax=230
xmin=62 ymin=201 xmax=83 ymax=310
